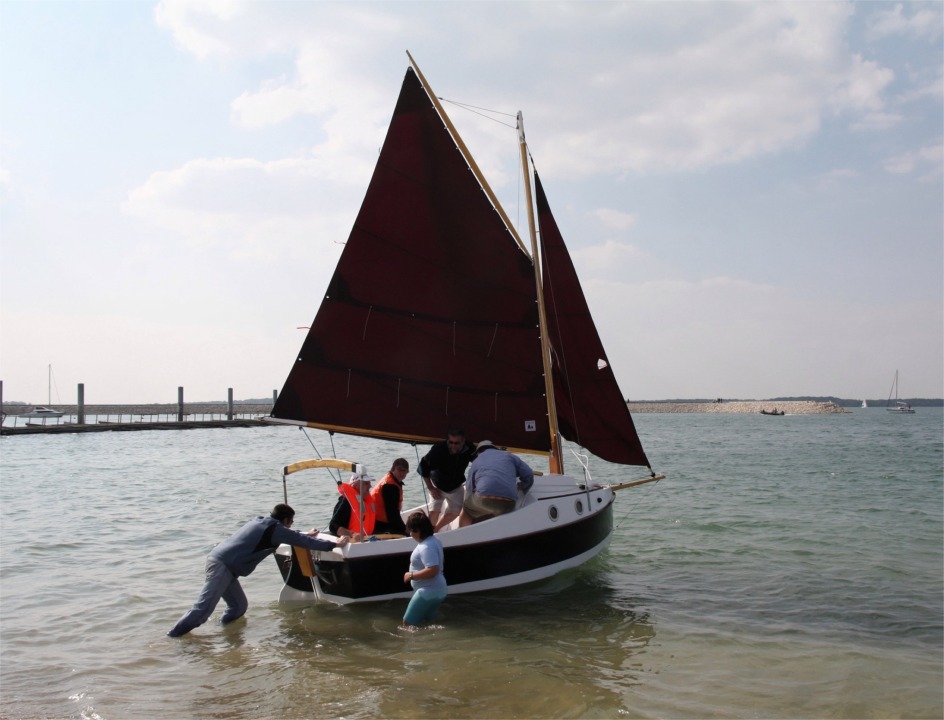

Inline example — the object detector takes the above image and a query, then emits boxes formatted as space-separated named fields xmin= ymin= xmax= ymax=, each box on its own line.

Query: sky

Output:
xmin=1 ymin=1 xmax=941 ymax=405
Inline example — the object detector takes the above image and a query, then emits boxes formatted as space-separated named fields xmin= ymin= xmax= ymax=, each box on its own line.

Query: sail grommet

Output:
xmin=548 ymin=506 xmax=559 ymax=521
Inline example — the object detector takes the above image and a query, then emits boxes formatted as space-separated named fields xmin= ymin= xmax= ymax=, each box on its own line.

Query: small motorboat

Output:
xmin=759 ymin=409 xmax=784 ymax=416
xmin=23 ymin=406 xmax=63 ymax=419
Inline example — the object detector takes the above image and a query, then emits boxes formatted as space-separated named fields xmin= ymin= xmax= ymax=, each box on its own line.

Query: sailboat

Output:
xmin=266 ymin=54 xmax=662 ymax=605
xmin=886 ymin=370 xmax=915 ymax=414
xmin=24 ymin=365 xmax=62 ymax=419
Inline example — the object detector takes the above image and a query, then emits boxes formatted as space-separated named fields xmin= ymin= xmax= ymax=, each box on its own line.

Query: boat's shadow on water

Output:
xmin=262 ymin=563 xmax=659 ymax=717
xmin=278 ymin=559 xmax=653 ymax=636
xmin=264 ymin=561 xmax=655 ymax=704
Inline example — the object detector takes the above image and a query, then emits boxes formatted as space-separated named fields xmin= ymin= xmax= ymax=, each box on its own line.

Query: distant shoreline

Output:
xmin=627 ymin=401 xmax=848 ymax=414
xmin=1 ymin=400 xmax=853 ymax=416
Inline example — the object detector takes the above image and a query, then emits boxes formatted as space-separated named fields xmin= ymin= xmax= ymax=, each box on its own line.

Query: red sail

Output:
xmin=273 ymin=68 xmax=552 ymax=452
xmin=536 ymin=173 xmax=651 ymax=468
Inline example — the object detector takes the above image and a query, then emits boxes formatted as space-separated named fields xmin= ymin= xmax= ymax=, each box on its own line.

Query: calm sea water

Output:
xmin=1 ymin=409 xmax=941 ymax=719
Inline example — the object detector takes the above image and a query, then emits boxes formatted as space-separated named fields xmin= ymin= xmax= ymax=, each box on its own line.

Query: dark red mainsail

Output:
xmin=273 ymin=65 xmax=650 ymax=469
xmin=273 ymin=67 xmax=551 ymax=452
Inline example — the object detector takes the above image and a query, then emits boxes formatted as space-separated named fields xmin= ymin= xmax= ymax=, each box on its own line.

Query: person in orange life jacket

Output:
xmin=370 ymin=458 xmax=409 ymax=535
xmin=328 ymin=472 xmax=375 ymax=539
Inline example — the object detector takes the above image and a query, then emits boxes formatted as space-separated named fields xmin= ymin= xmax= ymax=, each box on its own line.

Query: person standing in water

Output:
xmin=401 ymin=511 xmax=446 ymax=627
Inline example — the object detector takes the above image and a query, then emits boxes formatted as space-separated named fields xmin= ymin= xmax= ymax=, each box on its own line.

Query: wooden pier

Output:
xmin=2 ymin=417 xmax=269 ymax=436
xmin=1 ymin=395 xmax=276 ymax=437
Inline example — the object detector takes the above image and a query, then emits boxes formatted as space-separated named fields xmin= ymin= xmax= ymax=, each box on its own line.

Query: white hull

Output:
xmin=275 ymin=475 xmax=615 ymax=604
xmin=23 ymin=406 xmax=63 ymax=419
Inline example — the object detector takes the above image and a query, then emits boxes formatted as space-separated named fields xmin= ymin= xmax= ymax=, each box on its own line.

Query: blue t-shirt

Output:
xmin=409 ymin=535 xmax=447 ymax=593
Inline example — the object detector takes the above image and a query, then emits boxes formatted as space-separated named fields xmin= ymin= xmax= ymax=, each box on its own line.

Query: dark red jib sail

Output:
xmin=536 ymin=173 xmax=651 ymax=468
xmin=272 ymin=68 xmax=552 ymax=452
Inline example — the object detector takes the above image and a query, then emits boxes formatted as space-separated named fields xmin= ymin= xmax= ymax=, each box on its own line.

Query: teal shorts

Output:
xmin=403 ymin=587 xmax=447 ymax=626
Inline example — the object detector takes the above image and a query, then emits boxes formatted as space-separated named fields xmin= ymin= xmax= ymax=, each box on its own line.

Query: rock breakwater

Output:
xmin=627 ymin=401 xmax=848 ymax=414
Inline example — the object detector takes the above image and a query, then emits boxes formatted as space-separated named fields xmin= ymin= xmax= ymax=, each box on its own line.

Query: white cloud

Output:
xmin=592 ymin=208 xmax=637 ymax=232
xmin=154 ymin=0 xmax=243 ymax=60
xmin=817 ymin=167 xmax=859 ymax=184
xmin=850 ymin=110 xmax=903 ymax=132
xmin=122 ymin=155 xmax=371 ymax=259
xmin=884 ymin=141 xmax=944 ymax=177
xmin=867 ymin=3 xmax=944 ymax=41
xmin=152 ymin=2 xmax=900 ymax=178
xmin=571 ymin=239 xmax=651 ymax=282
xmin=829 ymin=55 xmax=895 ymax=116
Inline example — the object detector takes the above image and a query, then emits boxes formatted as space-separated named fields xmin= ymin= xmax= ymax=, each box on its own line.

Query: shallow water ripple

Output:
xmin=1 ymin=412 xmax=941 ymax=718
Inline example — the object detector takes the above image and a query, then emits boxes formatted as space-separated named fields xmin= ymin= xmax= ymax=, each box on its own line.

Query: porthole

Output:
xmin=575 ymin=499 xmax=584 ymax=515
xmin=548 ymin=505 xmax=559 ymax=521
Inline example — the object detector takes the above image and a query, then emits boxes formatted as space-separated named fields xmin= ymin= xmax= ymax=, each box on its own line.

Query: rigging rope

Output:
xmin=300 ymin=428 xmax=431 ymax=518
xmin=613 ymin=478 xmax=661 ymax=529
xmin=411 ymin=444 xmax=430 ymax=514
xmin=300 ymin=427 xmax=342 ymax=484
xmin=438 ymin=97 xmax=517 ymax=127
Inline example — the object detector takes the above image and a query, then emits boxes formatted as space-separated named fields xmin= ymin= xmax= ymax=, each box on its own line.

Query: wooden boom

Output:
xmin=609 ymin=474 xmax=665 ymax=491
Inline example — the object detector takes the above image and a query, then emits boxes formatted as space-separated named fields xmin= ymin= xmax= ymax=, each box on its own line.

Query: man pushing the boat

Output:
xmin=166 ymin=504 xmax=348 ymax=637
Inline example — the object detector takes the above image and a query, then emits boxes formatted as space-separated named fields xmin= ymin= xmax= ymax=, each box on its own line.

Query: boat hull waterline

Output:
xmin=276 ymin=477 xmax=615 ymax=604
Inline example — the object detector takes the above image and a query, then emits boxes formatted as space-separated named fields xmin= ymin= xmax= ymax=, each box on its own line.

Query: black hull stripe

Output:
xmin=277 ymin=500 xmax=613 ymax=600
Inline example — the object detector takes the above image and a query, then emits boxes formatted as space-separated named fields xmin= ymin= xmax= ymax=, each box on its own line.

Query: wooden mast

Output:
xmin=517 ymin=112 xmax=563 ymax=474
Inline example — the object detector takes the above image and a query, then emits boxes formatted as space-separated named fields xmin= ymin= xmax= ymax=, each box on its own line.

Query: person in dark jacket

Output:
xmin=167 ymin=504 xmax=347 ymax=637
xmin=418 ymin=429 xmax=475 ymax=532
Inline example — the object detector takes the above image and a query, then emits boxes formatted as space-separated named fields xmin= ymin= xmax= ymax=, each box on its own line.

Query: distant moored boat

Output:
xmin=886 ymin=370 xmax=915 ymax=414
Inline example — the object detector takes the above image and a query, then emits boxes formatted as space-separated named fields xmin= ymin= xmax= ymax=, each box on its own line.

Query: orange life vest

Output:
xmin=338 ymin=483 xmax=376 ymax=535
xmin=369 ymin=472 xmax=403 ymax=525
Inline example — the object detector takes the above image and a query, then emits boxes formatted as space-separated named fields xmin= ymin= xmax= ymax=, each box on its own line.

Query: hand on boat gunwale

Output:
xmin=305 ymin=528 xmax=349 ymax=546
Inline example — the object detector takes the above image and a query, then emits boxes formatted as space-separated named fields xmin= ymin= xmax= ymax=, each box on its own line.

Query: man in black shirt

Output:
xmin=418 ymin=428 xmax=475 ymax=532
